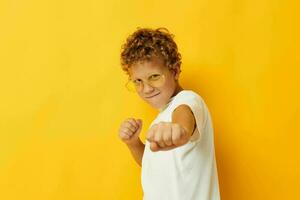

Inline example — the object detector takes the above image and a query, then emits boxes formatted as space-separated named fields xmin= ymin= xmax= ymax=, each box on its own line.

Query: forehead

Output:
xmin=129 ymin=59 xmax=168 ymax=79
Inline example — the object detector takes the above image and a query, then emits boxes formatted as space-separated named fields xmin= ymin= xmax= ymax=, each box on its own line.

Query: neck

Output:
xmin=158 ymin=84 xmax=184 ymax=112
xmin=171 ymin=84 xmax=183 ymax=98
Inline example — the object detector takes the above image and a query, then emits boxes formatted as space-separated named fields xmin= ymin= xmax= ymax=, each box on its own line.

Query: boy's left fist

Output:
xmin=146 ymin=122 xmax=189 ymax=152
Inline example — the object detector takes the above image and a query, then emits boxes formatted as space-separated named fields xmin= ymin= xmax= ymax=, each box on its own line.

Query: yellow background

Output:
xmin=0 ymin=0 xmax=299 ymax=199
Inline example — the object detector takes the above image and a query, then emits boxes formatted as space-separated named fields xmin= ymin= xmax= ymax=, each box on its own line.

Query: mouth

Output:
xmin=145 ymin=93 xmax=160 ymax=99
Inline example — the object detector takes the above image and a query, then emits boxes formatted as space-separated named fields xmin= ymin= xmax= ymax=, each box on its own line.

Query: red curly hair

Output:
xmin=120 ymin=27 xmax=182 ymax=75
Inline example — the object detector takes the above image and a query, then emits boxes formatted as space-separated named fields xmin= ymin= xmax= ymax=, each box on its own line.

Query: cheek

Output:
xmin=161 ymin=79 xmax=176 ymax=92
xmin=138 ymin=92 xmax=146 ymax=100
xmin=157 ymin=87 xmax=173 ymax=101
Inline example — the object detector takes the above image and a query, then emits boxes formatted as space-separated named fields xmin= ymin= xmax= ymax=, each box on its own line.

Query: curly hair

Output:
xmin=120 ymin=27 xmax=182 ymax=75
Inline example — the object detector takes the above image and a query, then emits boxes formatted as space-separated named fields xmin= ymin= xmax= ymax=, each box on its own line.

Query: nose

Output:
xmin=142 ymin=82 xmax=155 ymax=93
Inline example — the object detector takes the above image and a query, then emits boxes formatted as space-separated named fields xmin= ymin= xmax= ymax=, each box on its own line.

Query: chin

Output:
xmin=144 ymin=93 xmax=168 ymax=108
xmin=152 ymin=100 xmax=167 ymax=110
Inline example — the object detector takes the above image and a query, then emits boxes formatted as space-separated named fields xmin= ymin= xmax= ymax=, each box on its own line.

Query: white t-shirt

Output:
xmin=141 ymin=90 xmax=220 ymax=200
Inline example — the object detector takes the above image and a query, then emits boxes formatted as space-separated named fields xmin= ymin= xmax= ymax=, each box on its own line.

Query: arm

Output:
xmin=119 ymin=118 xmax=145 ymax=166
xmin=147 ymin=104 xmax=197 ymax=152
xmin=126 ymin=139 xmax=145 ymax=167
xmin=172 ymin=104 xmax=197 ymax=140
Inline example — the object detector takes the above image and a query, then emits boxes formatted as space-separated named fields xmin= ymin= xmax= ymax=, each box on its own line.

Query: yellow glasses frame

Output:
xmin=125 ymin=73 xmax=166 ymax=92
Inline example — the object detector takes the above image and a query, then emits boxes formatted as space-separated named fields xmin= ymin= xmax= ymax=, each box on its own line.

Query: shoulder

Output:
xmin=169 ymin=90 xmax=207 ymax=121
xmin=171 ymin=90 xmax=206 ymax=143
xmin=171 ymin=90 xmax=204 ymax=105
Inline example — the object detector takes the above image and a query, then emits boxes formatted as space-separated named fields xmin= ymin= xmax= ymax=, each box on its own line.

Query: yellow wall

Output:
xmin=0 ymin=0 xmax=299 ymax=199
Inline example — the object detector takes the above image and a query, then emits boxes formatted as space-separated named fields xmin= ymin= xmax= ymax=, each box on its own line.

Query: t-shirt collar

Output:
xmin=158 ymin=90 xmax=186 ymax=112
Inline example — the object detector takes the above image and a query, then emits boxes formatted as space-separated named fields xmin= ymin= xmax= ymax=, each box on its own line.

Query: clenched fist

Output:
xmin=118 ymin=118 xmax=142 ymax=145
xmin=146 ymin=122 xmax=189 ymax=152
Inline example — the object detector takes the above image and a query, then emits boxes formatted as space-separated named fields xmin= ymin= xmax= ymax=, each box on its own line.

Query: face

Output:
xmin=128 ymin=58 xmax=181 ymax=110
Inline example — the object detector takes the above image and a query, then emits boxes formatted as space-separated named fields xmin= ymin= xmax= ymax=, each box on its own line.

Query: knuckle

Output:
xmin=125 ymin=118 xmax=133 ymax=124
xmin=125 ymin=129 xmax=132 ymax=135
xmin=172 ymin=123 xmax=180 ymax=129
xmin=154 ymin=136 xmax=160 ymax=142
xmin=163 ymin=135 xmax=171 ymax=143
xmin=120 ymin=134 xmax=127 ymax=139
xmin=130 ymin=123 xmax=137 ymax=130
xmin=172 ymin=134 xmax=181 ymax=144
xmin=122 ymin=122 xmax=129 ymax=128
xmin=158 ymin=122 xmax=165 ymax=127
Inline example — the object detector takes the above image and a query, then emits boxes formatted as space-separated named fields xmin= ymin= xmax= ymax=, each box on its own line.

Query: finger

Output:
xmin=163 ymin=124 xmax=173 ymax=146
xmin=150 ymin=142 xmax=160 ymax=152
xmin=123 ymin=127 xmax=134 ymax=136
xmin=135 ymin=119 xmax=143 ymax=131
xmin=154 ymin=126 xmax=166 ymax=147
xmin=119 ymin=132 xmax=130 ymax=140
xmin=136 ymin=119 xmax=142 ymax=127
xmin=146 ymin=129 xmax=154 ymax=142
xmin=158 ymin=146 xmax=176 ymax=151
xmin=123 ymin=122 xmax=137 ymax=133
xmin=157 ymin=141 xmax=166 ymax=148
xmin=120 ymin=128 xmax=132 ymax=139
xmin=155 ymin=128 xmax=167 ymax=148
xmin=126 ymin=118 xmax=139 ymax=129
xmin=172 ymin=124 xmax=182 ymax=146
xmin=119 ymin=126 xmax=129 ymax=137
xmin=158 ymin=123 xmax=172 ymax=147
xmin=146 ymin=124 xmax=157 ymax=142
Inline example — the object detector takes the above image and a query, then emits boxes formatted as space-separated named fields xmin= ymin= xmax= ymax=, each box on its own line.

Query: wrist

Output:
xmin=126 ymin=138 xmax=143 ymax=148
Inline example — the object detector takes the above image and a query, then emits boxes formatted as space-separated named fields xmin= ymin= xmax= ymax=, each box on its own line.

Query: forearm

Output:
xmin=126 ymin=139 xmax=145 ymax=167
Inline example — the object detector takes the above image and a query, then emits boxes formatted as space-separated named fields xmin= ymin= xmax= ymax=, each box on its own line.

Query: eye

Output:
xmin=149 ymin=74 xmax=161 ymax=80
xmin=133 ymin=79 xmax=142 ymax=85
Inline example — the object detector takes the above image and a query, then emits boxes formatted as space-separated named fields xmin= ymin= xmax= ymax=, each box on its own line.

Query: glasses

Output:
xmin=125 ymin=73 xmax=166 ymax=92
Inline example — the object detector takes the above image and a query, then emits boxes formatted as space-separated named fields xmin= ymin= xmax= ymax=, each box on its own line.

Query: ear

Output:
xmin=172 ymin=65 xmax=181 ymax=80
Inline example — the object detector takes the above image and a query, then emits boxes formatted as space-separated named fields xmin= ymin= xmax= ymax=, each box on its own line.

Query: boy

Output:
xmin=118 ymin=27 xmax=220 ymax=200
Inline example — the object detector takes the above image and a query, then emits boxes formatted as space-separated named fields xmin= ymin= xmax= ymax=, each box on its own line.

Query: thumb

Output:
xmin=150 ymin=142 xmax=160 ymax=152
xmin=136 ymin=119 xmax=143 ymax=128
xmin=134 ymin=119 xmax=143 ymax=135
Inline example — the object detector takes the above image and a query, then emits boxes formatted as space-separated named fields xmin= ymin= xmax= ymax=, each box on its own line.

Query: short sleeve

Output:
xmin=170 ymin=91 xmax=206 ymax=143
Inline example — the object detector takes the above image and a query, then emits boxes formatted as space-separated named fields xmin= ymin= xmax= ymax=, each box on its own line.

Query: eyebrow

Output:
xmin=131 ymin=72 xmax=161 ymax=81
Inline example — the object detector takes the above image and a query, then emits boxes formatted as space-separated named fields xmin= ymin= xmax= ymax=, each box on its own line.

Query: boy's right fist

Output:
xmin=118 ymin=118 xmax=143 ymax=145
